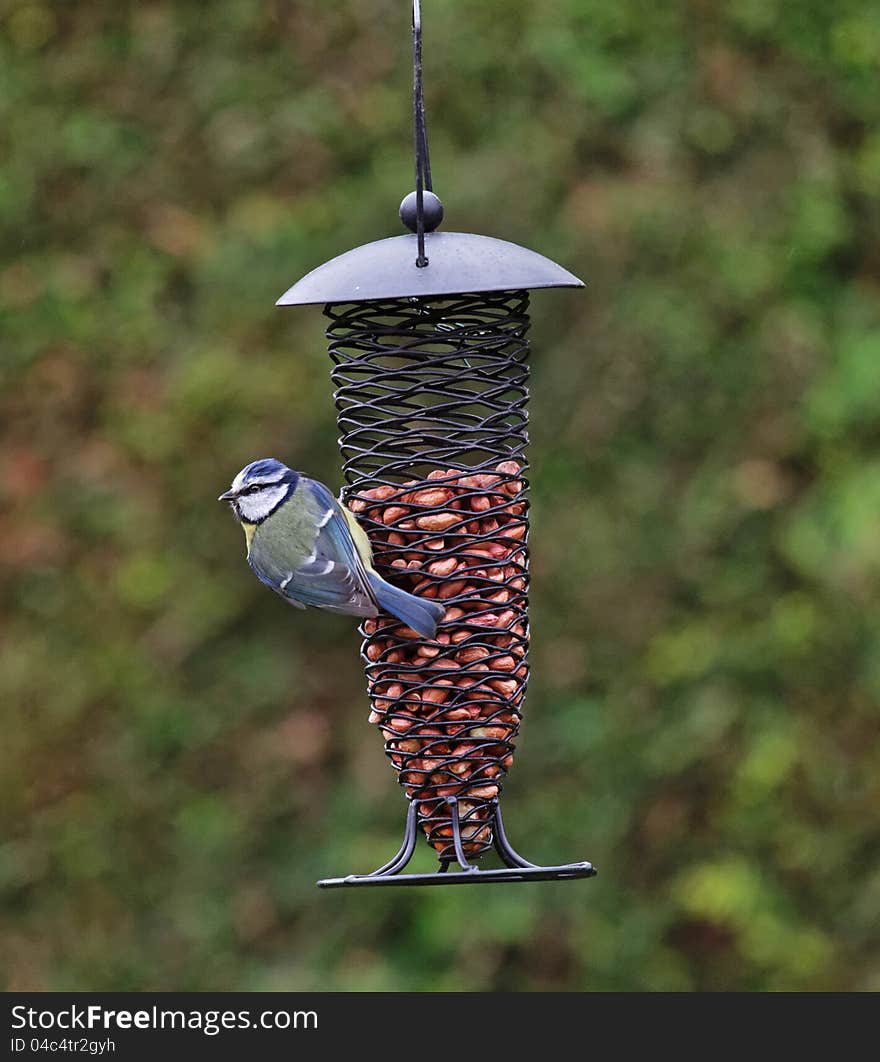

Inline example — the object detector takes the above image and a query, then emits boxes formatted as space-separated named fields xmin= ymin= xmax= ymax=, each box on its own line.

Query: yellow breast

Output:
xmin=342 ymin=504 xmax=375 ymax=568
xmin=242 ymin=521 xmax=257 ymax=552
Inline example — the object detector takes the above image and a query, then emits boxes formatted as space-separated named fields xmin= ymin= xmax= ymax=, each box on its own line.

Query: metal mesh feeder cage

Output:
xmin=277 ymin=2 xmax=596 ymax=888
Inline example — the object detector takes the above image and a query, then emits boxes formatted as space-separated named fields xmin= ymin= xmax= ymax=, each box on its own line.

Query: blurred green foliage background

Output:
xmin=2 ymin=0 xmax=880 ymax=992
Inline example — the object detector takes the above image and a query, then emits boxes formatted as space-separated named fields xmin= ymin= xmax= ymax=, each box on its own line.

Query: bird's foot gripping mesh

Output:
xmin=317 ymin=291 xmax=594 ymax=887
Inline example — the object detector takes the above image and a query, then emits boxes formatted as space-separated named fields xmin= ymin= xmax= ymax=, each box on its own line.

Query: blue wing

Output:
xmin=249 ymin=478 xmax=378 ymax=618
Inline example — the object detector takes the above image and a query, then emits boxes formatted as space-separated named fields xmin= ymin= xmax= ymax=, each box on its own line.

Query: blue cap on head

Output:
xmin=240 ymin=458 xmax=289 ymax=483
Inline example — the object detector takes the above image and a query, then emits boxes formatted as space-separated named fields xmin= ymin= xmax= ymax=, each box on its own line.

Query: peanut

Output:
xmin=428 ymin=557 xmax=458 ymax=577
xmin=470 ymin=726 xmax=510 ymax=740
xmin=387 ymin=716 xmax=414 ymax=733
xmin=411 ymin=487 xmax=452 ymax=507
xmin=416 ymin=512 xmax=459 ymax=532
xmin=489 ymin=678 xmax=518 ymax=696
xmin=421 ymin=681 xmax=453 ymax=705
xmin=443 ymin=707 xmax=472 ymax=721
xmin=493 ymin=655 xmax=516 ymax=671
xmin=466 ymin=784 xmax=499 ymax=799
xmin=437 ymin=579 xmax=467 ymax=600
xmin=456 ymin=645 xmax=490 ymax=664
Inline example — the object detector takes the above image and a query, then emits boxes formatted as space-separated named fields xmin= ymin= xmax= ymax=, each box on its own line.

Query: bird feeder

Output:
xmin=278 ymin=2 xmax=595 ymax=888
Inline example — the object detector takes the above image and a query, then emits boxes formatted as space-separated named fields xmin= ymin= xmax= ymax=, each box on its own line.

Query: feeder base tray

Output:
xmin=318 ymin=863 xmax=596 ymax=888
xmin=317 ymin=797 xmax=597 ymax=889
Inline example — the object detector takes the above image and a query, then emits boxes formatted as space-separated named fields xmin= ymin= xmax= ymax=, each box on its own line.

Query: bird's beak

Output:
xmin=218 ymin=489 xmax=237 ymax=501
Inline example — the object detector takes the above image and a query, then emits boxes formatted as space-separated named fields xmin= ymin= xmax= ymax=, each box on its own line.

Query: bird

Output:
xmin=219 ymin=458 xmax=445 ymax=639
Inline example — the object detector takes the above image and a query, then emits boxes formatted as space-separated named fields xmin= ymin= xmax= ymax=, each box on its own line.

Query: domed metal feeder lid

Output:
xmin=276 ymin=230 xmax=584 ymax=307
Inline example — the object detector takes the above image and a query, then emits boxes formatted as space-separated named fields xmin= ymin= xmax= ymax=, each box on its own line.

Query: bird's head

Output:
xmin=219 ymin=458 xmax=299 ymax=524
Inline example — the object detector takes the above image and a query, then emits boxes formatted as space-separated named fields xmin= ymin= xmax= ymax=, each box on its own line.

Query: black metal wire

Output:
xmin=412 ymin=0 xmax=431 ymax=266
xmin=325 ymin=291 xmax=532 ymax=863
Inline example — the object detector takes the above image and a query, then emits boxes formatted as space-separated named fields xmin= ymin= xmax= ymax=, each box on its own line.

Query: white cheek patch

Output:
xmin=237 ymin=483 xmax=288 ymax=522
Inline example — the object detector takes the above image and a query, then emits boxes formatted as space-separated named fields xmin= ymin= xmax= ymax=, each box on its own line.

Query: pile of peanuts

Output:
xmin=348 ymin=460 xmax=529 ymax=859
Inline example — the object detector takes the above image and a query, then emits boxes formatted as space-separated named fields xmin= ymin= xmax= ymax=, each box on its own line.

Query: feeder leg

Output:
xmin=369 ymin=800 xmax=419 ymax=876
xmin=491 ymin=798 xmax=540 ymax=870
xmin=447 ymin=797 xmax=479 ymax=872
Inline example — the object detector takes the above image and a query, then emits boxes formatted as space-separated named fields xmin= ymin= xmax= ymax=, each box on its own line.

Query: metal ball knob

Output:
xmin=399 ymin=190 xmax=444 ymax=233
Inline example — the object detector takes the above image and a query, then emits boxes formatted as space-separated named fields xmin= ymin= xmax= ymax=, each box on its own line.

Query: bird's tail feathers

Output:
xmin=367 ymin=572 xmax=445 ymax=639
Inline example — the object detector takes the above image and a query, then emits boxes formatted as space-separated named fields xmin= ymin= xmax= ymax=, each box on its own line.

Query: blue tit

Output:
xmin=219 ymin=458 xmax=445 ymax=639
